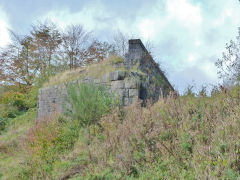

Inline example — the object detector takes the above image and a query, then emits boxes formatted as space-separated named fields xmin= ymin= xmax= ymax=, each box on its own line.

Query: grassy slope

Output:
xmin=1 ymin=58 xmax=240 ymax=179
xmin=67 ymin=86 xmax=240 ymax=179
xmin=0 ymin=109 xmax=36 ymax=179
xmin=1 ymin=86 xmax=240 ymax=179
xmin=43 ymin=56 xmax=125 ymax=87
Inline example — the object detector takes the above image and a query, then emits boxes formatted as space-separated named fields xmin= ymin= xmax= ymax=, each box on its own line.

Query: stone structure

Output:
xmin=37 ymin=39 xmax=174 ymax=119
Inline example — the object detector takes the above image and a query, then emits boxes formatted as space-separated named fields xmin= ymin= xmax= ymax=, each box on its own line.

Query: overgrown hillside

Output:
xmin=1 ymin=1 xmax=240 ymax=178
xmin=1 ymin=78 xmax=240 ymax=179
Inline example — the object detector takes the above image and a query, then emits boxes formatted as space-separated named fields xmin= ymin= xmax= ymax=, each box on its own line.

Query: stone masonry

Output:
xmin=37 ymin=39 xmax=174 ymax=119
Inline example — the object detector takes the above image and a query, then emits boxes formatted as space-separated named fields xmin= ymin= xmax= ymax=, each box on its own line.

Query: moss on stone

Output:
xmin=156 ymin=75 xmax=164 ymax=85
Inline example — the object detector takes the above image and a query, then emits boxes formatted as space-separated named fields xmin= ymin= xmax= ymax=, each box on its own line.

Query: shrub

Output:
xmin=0 ymin=90 xmax=30 ymax=132
xmin=0 ymin=117 xmax=8 ymax=133
xmin=0 ymin=90 xmax=28 ymax=122
xmin=66 ymin=83 xmax=116 ymax=126
xmin=0 ymin=103 xmax=20 ymax=119
xmin=24 ymin=114 xmax=78 ymax=179
xmin=25 ymin=75 xmax=49 ymax=108
xmin=0 ymin=90 xmax=27 ymax=111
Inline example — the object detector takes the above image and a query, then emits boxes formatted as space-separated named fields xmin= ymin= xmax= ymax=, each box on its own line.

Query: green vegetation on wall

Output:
xmin=66 ymin=83 xmax=118 ymax=126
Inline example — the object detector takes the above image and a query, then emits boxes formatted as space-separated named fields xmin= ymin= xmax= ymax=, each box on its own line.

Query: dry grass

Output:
xmin=43 ymin=56 xmax=125 ymax=87
xmin=2 ymin=84 xmax=240 ymax=179
xmin=67 ymin=86 xmax=240 ymax=179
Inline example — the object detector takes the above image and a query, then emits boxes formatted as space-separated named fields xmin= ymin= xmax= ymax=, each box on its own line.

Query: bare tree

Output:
xmin=113 ymin=30 xmax=155 ymax=57
xmin=112 ymin=30 xmax=130 ymax=57
xmin=62 ymin=24 xmax=91 ymax=69
xmin=215 ymin=28 xmax=240 ymax=83
xmin=144 ymin=39 xmax=155 ymax=56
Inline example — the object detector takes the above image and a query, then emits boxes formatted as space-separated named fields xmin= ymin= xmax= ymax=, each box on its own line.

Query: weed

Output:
xmin=66 ymin=83 xmax=117 ymax=126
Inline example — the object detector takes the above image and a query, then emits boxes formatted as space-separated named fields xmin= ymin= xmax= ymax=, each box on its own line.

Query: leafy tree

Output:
xmin=0 ymin=22 xmax=132 ymax=91
xmin=30 ymin=22 xmax=62 ymax=76
xmin=83 ymin=40 xmax=116 ymax=64
xmin=0 ymin=33 xmax=37 ymax=90
xmin=0 ymin=22 xmax=63 ymax=90
xmin=62 ymin=25 xmax=116 ymax=68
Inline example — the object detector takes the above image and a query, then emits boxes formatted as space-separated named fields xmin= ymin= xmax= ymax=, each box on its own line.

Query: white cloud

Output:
xmin=0 ymin=7 xmax=10 ymax=48
xmin=187 ymin=54 xmax=198 ymax=64
xmin=116 ymin=0 xmax=239 ymax=93
xmin=194 ymin=39 xmax=201 ymax=46
xmin=39 ymin=2 xmax=115 ymax=34
xmin=167 ymin=0 xmax=202 ymax=27
xmin=138 ymin=18 xmax=158 ymax=39
xmin=33 ymin=0 xmax=240 ymax=93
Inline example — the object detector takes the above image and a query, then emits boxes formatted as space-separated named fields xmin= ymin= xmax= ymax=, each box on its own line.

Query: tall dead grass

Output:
xmin=75 ymin=85 xmax=240 ymax=179
xmin=11 ymin=85 xmax=240 ymax=179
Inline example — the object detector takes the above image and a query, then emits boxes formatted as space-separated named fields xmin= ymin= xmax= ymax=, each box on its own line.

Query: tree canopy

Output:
xmin=0 ymin=22 xmax=118 ymax=91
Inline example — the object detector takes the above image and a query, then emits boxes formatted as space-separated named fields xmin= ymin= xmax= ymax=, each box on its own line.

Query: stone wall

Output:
xmin=37 ymin=39 xmax=174 ymax=119
xmin=37 ymin=71 xmax=140 ymax=119
xmin=125 ymin=39 xmax=174 ymax=102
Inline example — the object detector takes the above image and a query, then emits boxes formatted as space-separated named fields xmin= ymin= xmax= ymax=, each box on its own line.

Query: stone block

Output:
xmin=110 ymin=71 xmax=126 ymax=81
xmin=82 ymin=78 xmax=94 ymax=84
xmin=129 ymin=89 xmax=139 ymax=98
xmin=123 ymin=97 xmax=131 ymax=106
xmin=123 ymin=96 xmax=138 ymax=106
xmin=93 ymin=79 xmax=101 ymax=84
xmin=111 ymin=80 xmax=125 ymax=89
xmin=113 ymin=89 xmax=128 ymax=98
xmin=125 ymin=79 xmax=139 ymax=89
xmin=101 ymin=73 xmax=109 ymax=83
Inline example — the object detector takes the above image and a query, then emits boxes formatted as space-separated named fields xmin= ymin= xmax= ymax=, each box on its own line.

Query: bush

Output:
xmin=66 ymin=83 xmax=116 ymax=126
xmin=25 ymin=75 xmax=49 ymax=108
xmin=0 ymin=90 xmax=29 ymax=132
xmin=0 ymin=117 xmax=8 ymax=133
xmin=0 ymin=103 xmax=20 ymax=119
xmin=0 ymin=90 xmax=27 ymax=111
xmin=0 ymin=83 xmax=41 ymax=133
xmin=24 ymin=114 xmax=78 ymax=179
xmin=0 ymin=90 xmax=28 ymax=121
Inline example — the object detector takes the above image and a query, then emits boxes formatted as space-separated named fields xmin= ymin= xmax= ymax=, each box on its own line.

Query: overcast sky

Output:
xmin=0 ymin=0 xmax=240 ymax=93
